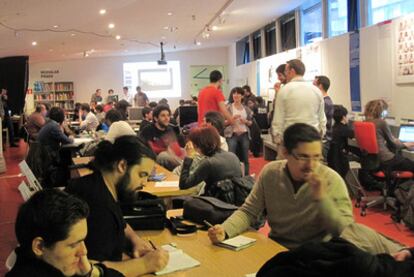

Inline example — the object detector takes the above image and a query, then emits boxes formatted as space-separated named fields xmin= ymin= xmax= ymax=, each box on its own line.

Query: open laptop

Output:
xmin=398 ymin=125 xmax=414 ymax=151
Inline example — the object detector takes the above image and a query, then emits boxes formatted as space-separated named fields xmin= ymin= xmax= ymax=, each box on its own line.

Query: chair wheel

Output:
xmin=360 ymin=210 xmax=366 ymax=217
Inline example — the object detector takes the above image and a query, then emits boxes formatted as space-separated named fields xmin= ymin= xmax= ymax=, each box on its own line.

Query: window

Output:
xmin=265 ymin=22 xmax=276 ymax=56
xmin=253 ymin=31 xmax=262 ymax=60
xmin=280 ymin=12 xmax=296 ymax=51
xmin=328 ymin=0 xmax=348 ymax=37
xmin=300 ymin=0 xmax=322 ymax=45
xmin=368 ymin=0 xmax=414 ymax=25
xmin=236 ymin=37 xmax=250 ymax=65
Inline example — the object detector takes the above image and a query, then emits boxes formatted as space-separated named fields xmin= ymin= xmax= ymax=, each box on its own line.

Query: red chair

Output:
xmin=353 ymin=121 xmax=413 ymax=216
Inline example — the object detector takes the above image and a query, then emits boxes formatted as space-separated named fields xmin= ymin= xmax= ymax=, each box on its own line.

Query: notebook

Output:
xmin=154 ymin=181 xmax=179 ymax=188
xmin=155 ymin=244 xmax=200 ymax=275
xmin=216 ymin=235 xmax=256 ymax=251
xmin=399 ymin=125 xmax=414 ymax=143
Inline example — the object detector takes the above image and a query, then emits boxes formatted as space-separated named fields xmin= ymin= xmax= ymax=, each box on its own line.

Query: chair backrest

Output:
xmin=179 ymin=106 xmax=198 ymax=127
xmin=353 ymin=121 xmax=379 ymax=154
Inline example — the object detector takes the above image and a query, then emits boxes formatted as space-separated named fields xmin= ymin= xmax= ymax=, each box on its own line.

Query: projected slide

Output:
xmin=123 ymin=61 xmax=181 ymax=98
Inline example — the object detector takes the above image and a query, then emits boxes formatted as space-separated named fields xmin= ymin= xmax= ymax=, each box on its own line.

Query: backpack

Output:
xmin=394 ymin=180 xmax=414 ymax=229
xmin=205 ymin=175 xmax=255 ymax=206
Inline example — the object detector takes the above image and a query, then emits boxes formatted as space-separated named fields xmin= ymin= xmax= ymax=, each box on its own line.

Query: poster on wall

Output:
xmin=299 ymin=43 xmax=322 ymax=81
xmin=395 ymin=13 xmax=414 ymax=84
xmin=190 ymin=65 xmax=226 ymax=96
xmin=258 ymin=49 xmax=298 ymax=101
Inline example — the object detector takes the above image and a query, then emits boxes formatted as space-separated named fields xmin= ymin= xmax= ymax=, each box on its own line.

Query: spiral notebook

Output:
xmin=216 ymin=235 xmax=256 ymax=251
xmin=155 ymin=244 xmax=200 ymax=275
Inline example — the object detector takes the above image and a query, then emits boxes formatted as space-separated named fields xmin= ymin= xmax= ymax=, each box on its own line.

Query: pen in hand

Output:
xmin=149 ymin=240 xmax=157 ymax=250
xmin=203 ymin=220 xmax=214 ymax=228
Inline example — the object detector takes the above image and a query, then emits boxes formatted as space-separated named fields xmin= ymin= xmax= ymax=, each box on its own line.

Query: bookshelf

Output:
xmin=33 ymin=81 xmax=75 ymax=111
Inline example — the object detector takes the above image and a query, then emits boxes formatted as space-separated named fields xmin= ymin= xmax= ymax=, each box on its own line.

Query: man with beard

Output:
xmin=208 ymin=123 xmax=404 ymax=255
xmin=139 ymin=105 xmax=185 ymax=170
xmin=65 ymin=135 xmax=169 ymax=276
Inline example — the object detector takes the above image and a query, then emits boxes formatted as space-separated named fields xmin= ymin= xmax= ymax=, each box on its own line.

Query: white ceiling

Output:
xmin=0 ymin=0 xmax=305 ymax=63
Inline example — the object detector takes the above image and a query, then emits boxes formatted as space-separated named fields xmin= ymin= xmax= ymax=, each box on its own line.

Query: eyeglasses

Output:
xmin=139 ymin=171 xmax=149 ymax=178
xmin=291 ymin=152 xmax=323 ymax=163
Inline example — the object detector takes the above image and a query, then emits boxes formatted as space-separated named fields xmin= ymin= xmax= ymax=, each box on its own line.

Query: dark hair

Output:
xmin=136 ymin=86 xmax=141 ymax=91
xmin=35 ymin=104 xmax=45 ymax=113
xmin=94 ymin=136 xmax=156 ymax=172
xmin=315 ymin=75 xmax=330 ymax=91
xmin=153 ymin=105 xmax=171 ymax=119
xmin=123 ymin=86 xmax=128 ymax=90
xmin=48 ymin=107 xmax=65 ymax=124
xmin=242 ymin=85 xmax=251 ymax=92
xmin=210 ymin=70 xmax=223 ymax=83
xmin=142 ymin=107 xmax=152 ymax=117
xmin=159 ymin=98 xmax=168 ymax=105
xmin=149 ymin=101 xmax=158 ymax=108
xmin=188 ymin=126 xmax=221 ymax=156
xmin=364 ymin=99 xmax=388 ymax=119
xmin=333 ymin=105 xmax=348 ymax=124
xmin=105 ymin=109 xmax=122 ymax=124
xmin=15 ymin=189 xmax=89 ymax=250
xmin=256 ymin=96 xmax=264 ymax=106
xmin=204 ymin=111 xmax=225 ymax=135
xmin=179 ymin=99 xmax=185 ymax=105
xmin=191 ymin=96 xmax=198 ymax=101
xmin=95 ymin=105 xmax=103 ymax=113
xmin=283 ymin=123 xmax=321 ymax=153
xmin=108 ymin=89 xmax=114 ymax=94
xmin=81 ymin=103 xmax=90 ymax=112
xmin=286 ymin=59 xmax=306 ymax=76
xmin=96 ymin=89 xmax=101 ymax=93
xmin=231 ymin=86 xmax=245 ymax=96
xmin=276 ymin=64 xmax=286 ymax=75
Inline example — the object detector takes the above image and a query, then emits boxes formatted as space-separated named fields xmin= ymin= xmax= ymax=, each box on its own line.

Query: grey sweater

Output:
xmin=222 ymin=160 xmax=354 ymax=249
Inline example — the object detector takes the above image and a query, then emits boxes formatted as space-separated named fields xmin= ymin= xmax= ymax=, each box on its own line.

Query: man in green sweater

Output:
xmin=208 ymin=123 xmax=403 ymax=254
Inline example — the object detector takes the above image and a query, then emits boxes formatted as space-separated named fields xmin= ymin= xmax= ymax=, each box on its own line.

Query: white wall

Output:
xmin=228 ymin=19 xmax=414 ymax=121
xmin=29 ymin=47 xmax=228 ymax=110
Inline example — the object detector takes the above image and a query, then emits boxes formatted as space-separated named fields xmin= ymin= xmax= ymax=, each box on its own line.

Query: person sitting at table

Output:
xmin=25 ymin=103 xmax=47 ymax=142
xmin=179 ymin=126 xmax=242 ymax=192
xmin=139 ymin=105 xmax=185 ymax=171
xmin=7 ymin=189 xmax=123 ymax=277
xmin=364 ymin=99 xmax=414 ymax=172
xmin=140 ymin=107 xmax=153 ymax=131
xmin=79 ymin=103 xmax=99 ymax=132
xmin=208 ymin=123 xmax=404 ymax=255
xmin=65 ymin=136 xmax=168 ymax=276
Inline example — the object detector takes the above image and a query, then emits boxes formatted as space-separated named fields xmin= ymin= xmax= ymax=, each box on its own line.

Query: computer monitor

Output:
xmin=127 ymin=107 xmax=143 ymax=121
xmin=178 ymin=106 xmax=198 ymax=127
xmin=398 ymin=124 xmax=414 ymax=142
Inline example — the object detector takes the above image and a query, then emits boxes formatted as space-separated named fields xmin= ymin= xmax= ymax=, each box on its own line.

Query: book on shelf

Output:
xmin=215 ymin=235 xmax=256 ymax=251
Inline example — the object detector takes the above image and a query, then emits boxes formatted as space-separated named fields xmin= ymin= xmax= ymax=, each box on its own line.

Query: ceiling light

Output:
xmin=163 ymin=26 xmax=169 ymax=30
xmin=212 ymin=25 xmax=218 ymax=31
xmin=49 ymin=49 xmax=54 ymax=52
xmin=115 ymin=35 xmax=121 ymax=40
xmin=31 ymin=41 xmax=37 ymax=46
xmin=71 ymin=33 xmax=76 ymax=37
xmin=90 ymin=49 xmax=95 ymax=53
xmin=161 ymin=36 xmax=166 ymax=39
xmin=108 ymin=23 xmax=115 ymax=29
xmin=53 ymin=25 xmax=59 ymax=28
xmin=167 ymin=12 xmax=173 ymax=16
xmin=99 ymin=9 xmax=106 ymax=15
xmin=195 ymin=40 xmax=201 ymax=46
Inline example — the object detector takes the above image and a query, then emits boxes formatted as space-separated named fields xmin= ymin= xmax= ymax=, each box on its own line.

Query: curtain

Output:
xmin=0 ymin=56 xmax=29 ymax=114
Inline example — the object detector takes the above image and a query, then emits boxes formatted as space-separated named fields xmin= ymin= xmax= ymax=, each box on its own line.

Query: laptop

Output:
xmin=398 ymin=125 xmax=414 ymax=150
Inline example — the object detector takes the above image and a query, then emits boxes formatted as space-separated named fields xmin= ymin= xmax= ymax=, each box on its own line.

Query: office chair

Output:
xmin=353 ymin=121 xmax=413 ymax=216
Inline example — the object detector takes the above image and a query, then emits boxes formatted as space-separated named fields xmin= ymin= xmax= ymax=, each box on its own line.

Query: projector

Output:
xmin=157 ymin=42 xmax=167 ymax=65
xmin=157 ymin=60 xmax=167 ymax=65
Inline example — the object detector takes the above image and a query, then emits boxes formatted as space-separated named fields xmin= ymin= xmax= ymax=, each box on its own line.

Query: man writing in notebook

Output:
xmin=209 ymin=123 xmax=404 ymax=255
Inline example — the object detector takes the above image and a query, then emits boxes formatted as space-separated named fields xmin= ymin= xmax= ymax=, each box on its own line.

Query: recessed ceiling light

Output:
xmin=53 ymin=25 xmax=59 ymax=28
xmin=31 ymin=41 xmax=37 ymax=46
xmin=163 ymin=26 xmax=169 ymax=30
xmin=49 ymin=49 xmax=54 ymax=52
xmin=161 ymin=36 xmax=166 ymax=39
xmin=99 ymin=9 xmax=106 ymax=15
xmin=90 ymin=49 xmax=95 ymax=53
xmin=212 ymin=25 xmax=218 ymax=31
xmin=71 ymin=33 xmax=76 ymax=37
xmin=196 ymin=41 xmax=201 ymax=46
xmin=115 ymin=35 xmax=121 ymax=40
xmin=167 ymin=12 xmax=173 ymax=16
xmin=108 ymin=23 xmax=115 ymax=29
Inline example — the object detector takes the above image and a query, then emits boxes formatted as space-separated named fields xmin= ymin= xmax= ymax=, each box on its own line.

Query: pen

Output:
xmin=149 ymin=240 xmax=157 ymax=250
xmin=203 ymin=220 xmax=214 ymax=228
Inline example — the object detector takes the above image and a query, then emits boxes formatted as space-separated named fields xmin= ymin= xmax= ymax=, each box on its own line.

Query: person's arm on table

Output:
xmin=124 ymin=224 xmax=152 ymax=257
xmin=208 ymin=172 xmax=266 ymax=243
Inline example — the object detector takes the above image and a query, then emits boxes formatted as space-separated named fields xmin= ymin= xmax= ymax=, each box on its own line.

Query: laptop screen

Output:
xmin=398 ymin=125 xmax=414 ymax=142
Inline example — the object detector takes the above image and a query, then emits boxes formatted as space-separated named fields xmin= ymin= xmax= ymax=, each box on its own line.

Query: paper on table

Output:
xmin=217 ymin=235 xmax=256 ymax=251
xmin=155 ymin=245 xmax=200 ymax=275
xmin=73 ymin=138 xmax=94 ymax=144
xmin=154 ymin=181 xmax=179 ymax=187
xmin=245 ymin=274 xmax=256 ymax=277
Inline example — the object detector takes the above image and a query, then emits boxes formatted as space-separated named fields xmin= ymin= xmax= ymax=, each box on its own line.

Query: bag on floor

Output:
xmin=394 ymin=180 xmax=414 ymax=230
xmin=121 ymin=191 xmax=166 ymax=230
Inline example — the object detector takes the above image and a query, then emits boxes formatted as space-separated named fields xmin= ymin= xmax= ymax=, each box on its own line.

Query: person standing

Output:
xmin=134 ymin=86 xmax=149 ymax=107
xmin=90 ymin=89 xmax=103 ymax=108
xmin=271 ymin=59 xmax=326 ymax=159
xmin=197 ymin=70 xmax=233 ymax=126
xmin=1 ymin=88 xmax=18 ymax=147
xmin=314 ymin=75 xmax=334 ymax=159
xmin=224 ymin=87 xmax=253 ymax=175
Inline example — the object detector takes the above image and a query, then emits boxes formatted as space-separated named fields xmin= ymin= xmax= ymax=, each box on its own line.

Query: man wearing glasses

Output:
xmin=209 ymin=123 xmax=404 ymax=255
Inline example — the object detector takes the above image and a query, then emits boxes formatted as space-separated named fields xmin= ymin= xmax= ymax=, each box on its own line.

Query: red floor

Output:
xmin=1 ymin=143 xmax=414 ymax=275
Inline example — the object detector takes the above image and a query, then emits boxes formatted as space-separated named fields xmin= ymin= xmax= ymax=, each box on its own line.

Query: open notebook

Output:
xmin=216 ymin=235 xmax=256 ymax=251
xmin=155 ymin=244 xmax=200 ymax=275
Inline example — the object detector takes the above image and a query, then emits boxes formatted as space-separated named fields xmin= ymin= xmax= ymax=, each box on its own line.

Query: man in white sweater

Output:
xmin=209 ymin=123 xmax=403 ymax=254
xmin=272 ymin=59 xmax=326 ymax=159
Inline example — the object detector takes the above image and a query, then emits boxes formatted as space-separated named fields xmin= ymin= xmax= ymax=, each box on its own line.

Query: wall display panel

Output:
xmin=299 ymin=43 xmax=322 ymax=81
xmin=190 ymin=65 xmax=226 ymax=96
xmin=395 ymin=14 xmax=414 ymax=84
